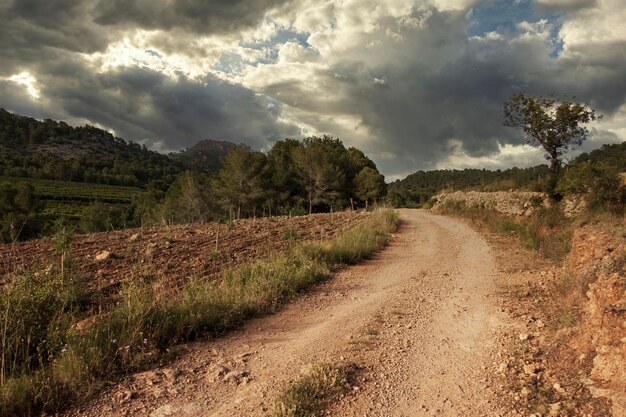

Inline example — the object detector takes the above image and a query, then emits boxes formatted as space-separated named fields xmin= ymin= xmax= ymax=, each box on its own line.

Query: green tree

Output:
xmin=354 ymin=166 xmax=386 ymax=208
xmin=0 ymin=181 xmax=42 ymax=241
xmin=293 ymin=137 xmax=346 ymax=214
xmin=504 ymin=94 xmax=600 ymax=195
xmin=265 ymin=139 xmax=305 ymax=212
xmin=212 ymin=146 xmax=267 ymax=218
xmin=160 ymin=171 xmax=214 ymax=224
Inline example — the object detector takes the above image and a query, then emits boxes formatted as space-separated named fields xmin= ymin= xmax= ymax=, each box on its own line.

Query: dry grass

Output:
xmin=0 ymin=209 xmax=398 ymax=416
xmin=438 ymin=201 xmax=574 ymax=260
xmin=271 ymin=362 xmax=357 ymax=417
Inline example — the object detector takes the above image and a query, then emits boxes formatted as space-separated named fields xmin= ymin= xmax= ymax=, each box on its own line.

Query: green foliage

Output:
xmin=388 ymin=165 xmax=549 ymax=208
xmin=212 ymin=146 xmax=267 ymax=218
xmin=440 ymin=202 xmax=572 ymax=260
xmin=266 ymin=139 xmax=306 ymax=210
xmin=0 ymin=176 xmax=144 ymax=239
xmin=0 ymin=269 xmax=88 ymax=413
xmin=283 ymin=226 xmax=301 ymax=240
xmin=0 ymin=109 xmax=181 ymax=188
xmin=1 ymin=109 xmax=389 ymax=233
xmin=303 ymin=209 xmax=398 ymax=266
xmin=79 ymin=201 xmax=131 ymax=233
xmin=0 ymin=181 xmax=43 ymax=242
xmin=169 ymin=139 xmax=237 ymax=174
xmin=573 ymin=141 xmax=626 ymax=171
xmin=158 ymin=171 xmax=214 ymax=224
xmin=293 ymin=137 xmax=347 ymax=214
xmin=354 ymin=167 xmax=386 ymax=206
xmin=503 ymin=94 xmax=601 ymax=177
xmin=558 ymin=161 xmax=625 ymax=215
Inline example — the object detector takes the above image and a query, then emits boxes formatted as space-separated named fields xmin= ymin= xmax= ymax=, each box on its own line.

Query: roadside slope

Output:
xmin=67 ymin=209 xmax=506 ymax=416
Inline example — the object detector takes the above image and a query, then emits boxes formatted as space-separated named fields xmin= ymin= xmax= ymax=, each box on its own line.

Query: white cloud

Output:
xmin=557 ymin=0 xmax=626 ymax=57
xmin=277 ymin=41 xmax=319 ymax=63
xmin=435 ymin=142 xmax=546 ymax=170
xmin=430 ymin=0 xmax=479 ymax=11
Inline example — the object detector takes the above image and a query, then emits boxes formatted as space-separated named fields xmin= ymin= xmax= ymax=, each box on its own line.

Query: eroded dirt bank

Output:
xmin=65 ymin=209 xmax=509 ymax=416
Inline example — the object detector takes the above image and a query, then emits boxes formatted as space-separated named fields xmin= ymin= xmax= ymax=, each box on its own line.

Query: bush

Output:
xmin=558 ymin=162 xmax=625 ymax=215
xmin=272 ymin=362 xmax=356 ymax=417
xmin=0 ymin=182 xmax=43 ymax=242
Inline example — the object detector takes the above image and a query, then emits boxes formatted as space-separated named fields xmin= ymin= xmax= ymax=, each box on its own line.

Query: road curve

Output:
xmin=69 ymin=209 xmax=506 ymax=417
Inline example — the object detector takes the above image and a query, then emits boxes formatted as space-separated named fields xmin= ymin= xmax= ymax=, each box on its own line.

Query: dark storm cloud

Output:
xmin=534 ymin=0 xmax=598 ymax=13
xmin=0 ymin=0 xmax=110 ymax=76
xmin=0 ymin=0 xmax=299 ymax=151
xmin=94 ymin=0 xmax=291 ymax=34
xmin=258 ymin=4 xmax=626 ymax=177
xmin=32 ymin=63 xmax=300 ymax=150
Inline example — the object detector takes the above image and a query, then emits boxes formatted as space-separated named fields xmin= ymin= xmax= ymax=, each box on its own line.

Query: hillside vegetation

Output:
xmin=0 ymin=110 xmax=386 ymax=242
xmin=0 ymin=108 xmax=182 ymax=188
xmin=389 ymin=141 xmax=626 ymax=208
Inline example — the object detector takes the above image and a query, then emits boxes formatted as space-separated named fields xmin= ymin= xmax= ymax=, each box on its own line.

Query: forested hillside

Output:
xmin=388 ymin=141 xmax=626 ymax=207
xmin=573 ymin=141 xmax=626 ymax=170
xmin=387 ymin=165 xmax=550 ymax=207
xmin=170 ymin=139 xmax=239 ymax=174
xmin=0 ymin=110 xmax=386 ymax=241
xmin=0 ymin=108 xmax=184 ymax=188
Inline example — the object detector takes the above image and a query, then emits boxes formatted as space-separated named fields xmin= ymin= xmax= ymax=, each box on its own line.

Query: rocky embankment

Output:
xmin=431 ymin=190 xmax=587 ymax=218
xmin=431 ymin=190 xmax=547 ymax=216
xmin=568 ymin=227 xmax=626 ymax=416
xmin=501 ymin=224 xmax=625 ymax=416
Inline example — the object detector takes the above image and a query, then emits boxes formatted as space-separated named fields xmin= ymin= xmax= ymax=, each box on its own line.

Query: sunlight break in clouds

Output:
xmin=6 ymin=72 xmax=40 ymax=99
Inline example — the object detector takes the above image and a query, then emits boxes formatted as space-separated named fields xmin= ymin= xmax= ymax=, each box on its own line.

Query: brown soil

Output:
xmin=0 ymin=211 xmax=369 ymax=295
xmin=13 ymin=208 xmax=616 ymax=416
xmin=62 ymin=209 xmax=513 ymax=417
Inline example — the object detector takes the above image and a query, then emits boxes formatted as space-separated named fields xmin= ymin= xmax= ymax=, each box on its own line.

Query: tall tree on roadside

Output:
xmin=265 ymin=139 xmax=305 ymax=211
xmin=504 ymin=93 xmax=600 ymax=196
xmin=212 ymin=146 xmax=267 ymax=218
xmin=159 ymin=171 xmax=214 ymax=224
xmin=293 ymin=136 xmax=346 ymax=214
xmin=354 ymin=166 xmax=386 ymax=208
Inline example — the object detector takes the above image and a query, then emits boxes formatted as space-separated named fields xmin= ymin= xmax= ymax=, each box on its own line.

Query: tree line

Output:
xmin=147 ymin=136 xmax=386 ymax=225
xmin=0 ymin=136 xmax=386 ymax=241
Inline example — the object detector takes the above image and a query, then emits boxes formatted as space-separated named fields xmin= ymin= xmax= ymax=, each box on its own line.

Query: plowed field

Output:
xmin=0 ymin=212 xmax=371 ymax=296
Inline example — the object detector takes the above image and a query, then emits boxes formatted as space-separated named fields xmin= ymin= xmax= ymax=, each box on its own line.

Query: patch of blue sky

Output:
xmin=213 ymin=24 xmax=311 ymax=75
xmin=212 ymin=52 xmax=248 ymax=76
xmin=242 ymin=28 xmax=309 ymax=49
xmin=466 ymin=0 xmax=564 ymax=56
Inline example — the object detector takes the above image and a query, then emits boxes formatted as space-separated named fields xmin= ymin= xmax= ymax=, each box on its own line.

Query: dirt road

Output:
xmin=71 ymin=209 xmax=508 ymax=416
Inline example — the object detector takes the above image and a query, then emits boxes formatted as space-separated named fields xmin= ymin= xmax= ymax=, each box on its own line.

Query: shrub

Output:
xmin=271 ymin=362 xmax=356 ymax=417
xmin=558 ymin=162 xmax=625 ymax=215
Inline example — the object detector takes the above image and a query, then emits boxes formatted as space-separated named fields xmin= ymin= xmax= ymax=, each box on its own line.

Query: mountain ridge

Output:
xmin=0 ymin=108 xmax=237 ymax=187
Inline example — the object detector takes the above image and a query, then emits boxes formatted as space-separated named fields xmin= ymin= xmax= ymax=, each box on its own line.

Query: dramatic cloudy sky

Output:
xmin=1 ymin=0 xmax=625 ymax=179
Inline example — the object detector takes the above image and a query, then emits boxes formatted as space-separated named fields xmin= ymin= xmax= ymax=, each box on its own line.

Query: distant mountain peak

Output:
xmin=171 ymin=139 xmax=238 ymax=173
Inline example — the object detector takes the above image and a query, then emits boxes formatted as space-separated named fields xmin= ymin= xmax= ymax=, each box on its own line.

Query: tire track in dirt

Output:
xmin=66 ymin=209 xmax=508 ymax=416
